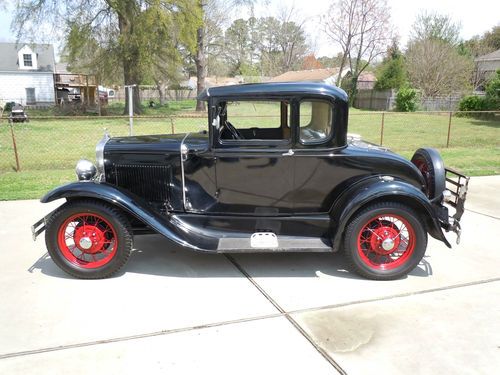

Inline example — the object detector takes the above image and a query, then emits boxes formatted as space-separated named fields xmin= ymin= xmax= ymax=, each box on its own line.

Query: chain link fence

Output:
xmin=0 ymin=110 xmax=499 ymax=199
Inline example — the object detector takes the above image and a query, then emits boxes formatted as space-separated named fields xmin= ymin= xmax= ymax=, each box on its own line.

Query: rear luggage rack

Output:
xmin=444 ymin=168 xmax=470 ymax=243
xmin=445 ymin=167 xmax=469 ymax=208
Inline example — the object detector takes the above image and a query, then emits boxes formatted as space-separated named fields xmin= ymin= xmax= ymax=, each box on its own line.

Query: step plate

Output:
xmin=250 ymin=232 xmax=278 ymax=248
xmin=217 ymin=236 xmax=332 ymax=253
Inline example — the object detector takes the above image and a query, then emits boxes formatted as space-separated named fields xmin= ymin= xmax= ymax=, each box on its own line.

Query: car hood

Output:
xmin=105 ymin=132 xmax=209 ymax=154
xmin=347 ymin=133 xmax=392 ymax=153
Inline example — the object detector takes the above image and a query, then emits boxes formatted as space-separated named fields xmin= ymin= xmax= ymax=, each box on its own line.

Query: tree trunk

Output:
xmin=118 ymin=11 xmax=142 ymax=115
xmin=349 ymin=75 xmax=358 ymax=107
xmin=123 ymin=67 xmax=142 ymax=115
xmin=195 ymin=25 xmax=207 ymax=112
xmin=156 ymin=81 xmax=166 ymax=105
xmin=158 ymin=87 xmax=165 ymax=105
xmin=336 ymin=51 xmax=349 ymax=86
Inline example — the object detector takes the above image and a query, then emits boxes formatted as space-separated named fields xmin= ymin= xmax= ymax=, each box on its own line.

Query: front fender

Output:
xmin=41 ymin=182 xmax=217 ymax=251
xmin=330 ymin=177 xmax=451 ymax=251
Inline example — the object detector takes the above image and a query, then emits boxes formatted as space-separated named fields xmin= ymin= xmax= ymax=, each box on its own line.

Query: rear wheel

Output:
xmin=343 ymin=202 xmax=427 ymax=280
xmin=45 ymin=200 xmax=133 ymax=279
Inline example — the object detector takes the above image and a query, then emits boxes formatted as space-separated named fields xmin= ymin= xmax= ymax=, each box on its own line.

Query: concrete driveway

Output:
xmin=0 ymin=176 xmax=499 ymax=374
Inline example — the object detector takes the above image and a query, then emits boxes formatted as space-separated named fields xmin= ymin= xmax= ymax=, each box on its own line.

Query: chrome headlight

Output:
xmin=95 ymin=132 xmax=110 ymax=178
xmin=76 ymin=159 xmax=97 ymax=181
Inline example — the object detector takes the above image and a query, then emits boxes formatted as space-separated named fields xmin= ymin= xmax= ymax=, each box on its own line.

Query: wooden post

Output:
xmin=170 ymin=117 xmax=175 ymax=134
xmin=85 ymin=75 xmax=90 ymax=109
xmin=380 ymin=112 xmax=385 ymax=146
xmin=446 ymin=111 xmax=452 ymax=148
xmin=9 ymin=122 xmax=21 ymax=172
xmin=97 ymin=75 xmax=101 ymax=116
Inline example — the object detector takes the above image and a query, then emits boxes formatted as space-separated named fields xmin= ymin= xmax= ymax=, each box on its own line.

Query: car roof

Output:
xmin=197 ymin=82 xmax=348 ymax=103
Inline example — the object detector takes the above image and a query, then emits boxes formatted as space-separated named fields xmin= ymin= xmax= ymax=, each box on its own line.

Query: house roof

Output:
xmin=0 ymin=43 xmax=55 ymax=72
xmin=357 ymin=71 xmax=377 ymax=82
xmin=198 ymin=82 xmax=348 ymax=103
xmin=475 ymin=49 xmax=500 ymax=62
xmin=269 ymin=68 xmax=340 ymax=83
xmin=55 ymin=62 xmax=71 ymax=74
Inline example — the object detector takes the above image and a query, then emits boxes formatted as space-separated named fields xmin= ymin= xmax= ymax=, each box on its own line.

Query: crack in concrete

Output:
xmin=1 ymin=277 xmax=498 ymax=362
xmin=223 ymin=254 xmax=348 ymax=375
xmin=465 ymin=208 xmax=499 ymax=220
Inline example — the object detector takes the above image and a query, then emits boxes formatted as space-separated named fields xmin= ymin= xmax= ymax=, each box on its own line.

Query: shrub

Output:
xmin=3 ymin=102 xmax=16 ymax=112
xmin=458 ymin=95 xmax=489 ymax=112
xmin=485 ymin=69 xmax=500 ymax=110
xmin=395 ymin=87 xmax=418 ymax=112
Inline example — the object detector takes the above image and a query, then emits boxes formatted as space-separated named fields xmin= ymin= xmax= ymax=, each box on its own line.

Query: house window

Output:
xmin=23 ymin=54 xmax=33 ymax=67
xmin=26 ymin=88 xmax=36 ymax=104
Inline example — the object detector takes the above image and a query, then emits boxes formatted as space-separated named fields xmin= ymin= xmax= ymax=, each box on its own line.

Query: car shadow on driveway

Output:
xmin=28 ymin=234 xmax=433 ymax=280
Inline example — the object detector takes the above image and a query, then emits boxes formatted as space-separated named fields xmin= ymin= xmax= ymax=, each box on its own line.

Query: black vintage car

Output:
xmin=32 ymin=83 xmax=469 ymax=280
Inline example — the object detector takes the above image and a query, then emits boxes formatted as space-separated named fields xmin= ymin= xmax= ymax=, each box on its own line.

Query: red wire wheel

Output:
xmin=357 ymin=214 xmax=416 ymax=271
xmin=45 ymin=200 xmax=133 ymax=278
xmin=57 ymin=213 xmax=118 ymax=269
xmin=343 ymin=202 xmax=427 ymax=280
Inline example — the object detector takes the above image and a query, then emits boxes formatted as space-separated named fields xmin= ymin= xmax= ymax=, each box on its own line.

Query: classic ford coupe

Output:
xmin=32 ymin=83 xmax=468 ymax=280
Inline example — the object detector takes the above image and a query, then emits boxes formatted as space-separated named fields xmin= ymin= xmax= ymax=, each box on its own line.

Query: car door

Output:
xmin=291 ymin=98 xmax=344 ymax=214
xmin=212 ymin=99 xmax=295 ymax=215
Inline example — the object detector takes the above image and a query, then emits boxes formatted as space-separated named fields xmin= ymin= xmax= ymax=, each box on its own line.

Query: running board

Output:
xmin=217 ymin=235 xmax=333 ymax=253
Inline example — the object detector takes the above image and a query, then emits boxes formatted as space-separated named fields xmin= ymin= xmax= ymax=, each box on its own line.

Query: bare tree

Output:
xmin=195 ymin=0 xmax=257 ymax=111
xmin=406 ymin=39 xmax=473 ymax=97
xmin=410 ymin=12 xmax=461 ymax=46
xmin=322 ymin=0 xmax=393 ymax=99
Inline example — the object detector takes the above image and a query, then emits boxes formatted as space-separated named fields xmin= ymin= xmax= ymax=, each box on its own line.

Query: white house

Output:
xmin=475 ymin=49 xmax=500 ymax=87
xmin=0 ymin=43 xmax=56 ymax=106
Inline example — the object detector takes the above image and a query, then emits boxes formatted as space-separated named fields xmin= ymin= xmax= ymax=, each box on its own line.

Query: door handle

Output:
xmin=282 ymin=149 xmax=294 ymax=156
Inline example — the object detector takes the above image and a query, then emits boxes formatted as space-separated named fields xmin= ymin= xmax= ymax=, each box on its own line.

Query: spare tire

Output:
xmin=411 ymin=148 xmax=446 ymax=200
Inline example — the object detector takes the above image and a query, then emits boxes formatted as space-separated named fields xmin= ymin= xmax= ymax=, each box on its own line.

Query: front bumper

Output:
xmin=439 ymin=168 xmax=470 ymax=244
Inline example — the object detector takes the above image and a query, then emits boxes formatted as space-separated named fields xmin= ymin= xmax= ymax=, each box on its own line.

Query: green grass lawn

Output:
xmin=0 ymin=104 xmax=498 ymax=200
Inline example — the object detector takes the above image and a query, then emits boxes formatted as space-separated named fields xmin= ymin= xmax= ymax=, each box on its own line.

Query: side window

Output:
xmin=299 ymin=100 xmax=333 ymax=144
xmin=218 ymin=100 xmax=290 ymax=142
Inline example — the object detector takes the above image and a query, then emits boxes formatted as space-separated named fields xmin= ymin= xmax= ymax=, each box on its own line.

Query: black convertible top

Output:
xmin=197 ymin=82 xmax=348 ymax=103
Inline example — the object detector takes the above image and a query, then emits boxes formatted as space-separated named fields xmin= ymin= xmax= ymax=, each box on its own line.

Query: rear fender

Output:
xmin=41 ymin=182 xmax=217 ymax=251
xmin=330 ymin=177 xmax=451 ymax=251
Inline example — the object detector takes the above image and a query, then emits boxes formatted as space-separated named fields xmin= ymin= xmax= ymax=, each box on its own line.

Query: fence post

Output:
xmin=9 ymin=122 xmax=21 ymax=172
xmin=446 ymin=111 xmax=452 ymax=148
xmin=170 ymin=117 xmax=175 ymax=134
xmin=125 ymin=84 xmax=136 ymax=136
xmin=380 ymin=112 xmax=385 ymax=145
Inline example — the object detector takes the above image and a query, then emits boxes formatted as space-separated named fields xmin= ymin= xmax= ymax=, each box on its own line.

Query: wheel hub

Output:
xmin=74 ymin=225 xmax=106 ymax=254
xmin=78 ymin=237 xmax=93 ymax=250
xmin=369 ymin=225 xmax=401 ymax=255
xmin=382 ymin=238 xmax=395 ymax=251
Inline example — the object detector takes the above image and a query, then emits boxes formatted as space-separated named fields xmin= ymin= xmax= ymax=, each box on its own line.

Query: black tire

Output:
xmin=411 ymin=148 xmax=445 ymax=199
xmin=343 ymin=202 xmax=427 ymax=280
xmin=45 ymin=199 xmax=133 ymax=279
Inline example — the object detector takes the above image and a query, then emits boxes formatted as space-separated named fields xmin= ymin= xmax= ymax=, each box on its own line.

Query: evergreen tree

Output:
xmin=375 ymin=42 xmax=407 ymax=90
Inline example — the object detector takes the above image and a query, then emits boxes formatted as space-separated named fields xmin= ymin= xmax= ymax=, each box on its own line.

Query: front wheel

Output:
xmin=45 ymin=200 xmax=133 ymax=279
xmin=343 ymin=202 xmax=427 ymax=280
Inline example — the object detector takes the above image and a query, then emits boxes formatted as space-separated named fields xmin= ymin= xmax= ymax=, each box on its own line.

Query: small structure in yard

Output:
xmin=0 ymin=43 xmax=56 ymax=107
xmin=54 ymin=63 xmax=100 ymax=112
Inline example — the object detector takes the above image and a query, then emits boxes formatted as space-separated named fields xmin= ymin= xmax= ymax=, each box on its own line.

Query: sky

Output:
xmin=0 ymin=0 xmax=499 ymax=60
